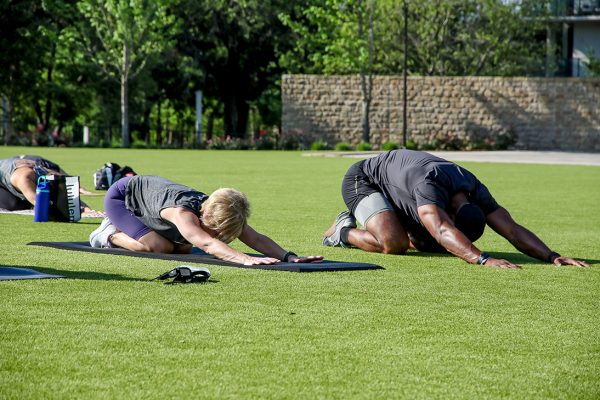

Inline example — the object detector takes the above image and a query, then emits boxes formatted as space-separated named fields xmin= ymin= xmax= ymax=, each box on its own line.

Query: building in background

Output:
xmin=547 ymin=0 xmax=600 ymax=76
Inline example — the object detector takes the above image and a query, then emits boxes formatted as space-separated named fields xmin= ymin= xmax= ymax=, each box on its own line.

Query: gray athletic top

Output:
xmin=361 ymin=149 xmax=499 ymax=239
xmin=125 ymin=176 xmax=208 ymax=244
xmin=0 ymin=155 xmax=61 ymax=199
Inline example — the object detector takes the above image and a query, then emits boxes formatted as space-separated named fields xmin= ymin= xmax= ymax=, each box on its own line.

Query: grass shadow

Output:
xmin=11 ymin=265 xmax=150 ymax=282
xmin=404 ymin=251 xmax=598 ymax=266
xmin=33 ymin=266 xmax=223 ymax=283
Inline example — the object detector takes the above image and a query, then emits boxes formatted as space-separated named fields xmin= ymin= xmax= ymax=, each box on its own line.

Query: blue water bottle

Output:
xmin=34 ymin=176 xmax=50 ymax=222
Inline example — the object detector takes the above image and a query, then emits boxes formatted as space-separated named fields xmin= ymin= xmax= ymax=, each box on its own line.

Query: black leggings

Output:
xmin=0 ymin=186 xmax=31 ymax=210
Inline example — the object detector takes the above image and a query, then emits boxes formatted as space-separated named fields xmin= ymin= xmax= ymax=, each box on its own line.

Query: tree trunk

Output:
xmin=235 ymin=98 xmax=249 ymax=138
xmin=358 ymin=1 xmax=374 ymax=144
xmin=121 ymin=46 xmax=130 ymax=148
xmin=360 ymin=96 xmax=370 ymax=144
xmin=156 ymin=99 xmax=162 ymax=146
xmin=2 ymin=96 xmax=11 ymax=145
xmin=224 ymin=96 xmax=237 ymax=137
xmin=166 ymin=107 xmax=172 ymax=145
xmin=252 ymin=106 xmax=259 ymax=140
xmin=206 ymin=111 xmax=213 ymax=141
xmin=141 ymin=105 xmax=151 ymax=144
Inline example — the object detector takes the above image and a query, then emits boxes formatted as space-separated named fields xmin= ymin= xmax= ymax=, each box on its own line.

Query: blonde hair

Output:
xmin=200 ymin=188 xmax=250 ymax=243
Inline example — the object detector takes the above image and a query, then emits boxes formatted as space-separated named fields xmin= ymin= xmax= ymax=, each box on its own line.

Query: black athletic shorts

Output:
xmin=0 ymin=186 xmax=31 ymax=210
xmin=342 ymin=161 xmax=394 ymax=227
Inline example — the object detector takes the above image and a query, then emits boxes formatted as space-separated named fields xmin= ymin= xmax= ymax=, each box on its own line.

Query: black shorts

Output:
xmin=341 ymin=161 xmax=393 ymax=226
xmin=0 ymin=186 xmax=31 ymax=210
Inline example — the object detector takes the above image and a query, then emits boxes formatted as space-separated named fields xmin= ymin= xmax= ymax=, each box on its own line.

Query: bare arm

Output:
xmin=418 ymin=204 xmax=520 ymax=269
xmin=10 ymin=168 xmax=37 ymax=205
xmin=486 ymin=207 xmax=589 ymax=267
xmin=239 ymin=225 xmax=323 ymax=263
xmin=161 ymin=207 xmax=279 ymax=265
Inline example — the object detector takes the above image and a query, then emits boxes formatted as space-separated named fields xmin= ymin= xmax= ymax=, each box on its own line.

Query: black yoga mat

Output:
xmin=27 ymin=242 xmax=383 ymax=272
xmin=0 ymin=266 xmax=65 ymax=281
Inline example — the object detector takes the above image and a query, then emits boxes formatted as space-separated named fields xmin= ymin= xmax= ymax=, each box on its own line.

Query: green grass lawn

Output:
xmin=1 ymin=146 xmax=599 ymax=399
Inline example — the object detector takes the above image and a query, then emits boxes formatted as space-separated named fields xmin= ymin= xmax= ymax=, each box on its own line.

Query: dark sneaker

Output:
xmin=322 ymin=211 xmax=356 ymax=247
xmin=89 ymin=218 xmax=117 ymax=248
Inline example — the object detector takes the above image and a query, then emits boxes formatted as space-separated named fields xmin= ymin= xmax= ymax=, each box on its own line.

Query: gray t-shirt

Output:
xmin=361 ymin=150 xmax=499 ymax=242
xmin=0 ymin=155 xmax=61 ymax=199
xmin=125 ymin=176 xmax=208 ymax=244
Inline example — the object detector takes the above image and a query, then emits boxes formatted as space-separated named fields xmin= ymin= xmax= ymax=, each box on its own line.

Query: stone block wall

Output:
xmin=281 ymin=75 xmax=600 ymax=151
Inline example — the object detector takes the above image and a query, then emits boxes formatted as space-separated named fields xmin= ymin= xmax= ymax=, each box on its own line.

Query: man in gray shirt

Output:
xmin=323 ymin=150 xmax=588 ymax=269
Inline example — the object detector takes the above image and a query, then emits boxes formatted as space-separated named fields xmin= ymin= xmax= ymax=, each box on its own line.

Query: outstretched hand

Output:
xmin=243 ymin=256 xmax=280 ymax=266
xmin=82 ymin=208 xmax=106 ymax=218
xmin=552 ymin=256 xmax=589 ymax=267
xmin=286 ymin=255 xmax=324 ymax=263
xmin=482 ymin=257 xmax=521 ymax=269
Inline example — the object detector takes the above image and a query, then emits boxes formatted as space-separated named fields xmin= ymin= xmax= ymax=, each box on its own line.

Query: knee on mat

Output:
xmin=138 ymin=242 xmax=174 ymax=254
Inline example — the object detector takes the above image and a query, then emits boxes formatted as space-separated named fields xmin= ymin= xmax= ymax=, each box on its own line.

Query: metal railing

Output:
xmin=549 ymin=0 xmax=600 ymax=16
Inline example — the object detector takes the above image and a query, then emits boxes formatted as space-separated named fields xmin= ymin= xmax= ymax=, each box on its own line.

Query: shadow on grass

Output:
xmin=4 ymin=265 xmax=222 ymax=284
xmin=3 ymin=265 xmax=148 ymax=282
xmin=404 ymin=251 xmax=598 ymax=266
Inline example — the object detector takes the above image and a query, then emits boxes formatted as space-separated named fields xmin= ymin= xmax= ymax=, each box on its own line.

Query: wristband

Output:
xmin=283 ymin=251 xmax=297 ymax=262
xmin=477 ymin=252 xmax=491 ymax=265
xmin=547 ymin=251 xmax=561 ymax=263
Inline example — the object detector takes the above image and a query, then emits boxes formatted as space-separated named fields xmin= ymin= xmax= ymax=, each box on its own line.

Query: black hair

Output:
xmin=454 ymin=203 xmax=486 ymax=242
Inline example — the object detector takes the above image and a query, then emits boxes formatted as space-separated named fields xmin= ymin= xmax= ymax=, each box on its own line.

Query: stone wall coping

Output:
xmin=302 ymin=150 xmax=600 ymax=166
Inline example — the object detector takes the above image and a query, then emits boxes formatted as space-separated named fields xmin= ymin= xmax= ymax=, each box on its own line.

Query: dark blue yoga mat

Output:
xmin=0 ymin=266 xmax=65 ymax=281
xmin=27 ymin=242 xmax=383 ymax=272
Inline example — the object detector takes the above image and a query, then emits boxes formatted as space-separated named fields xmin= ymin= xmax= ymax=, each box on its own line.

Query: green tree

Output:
xmin=177 ymin=0 xmax=298 ymax=139
xmin=280 ymin=0 xmax=378 ymax=143
xmin=0 ymin=0 xmax=49 ymax=142
xmin=0 ymin=0 xmax=89 ymax=145
xmin=75 ymin=0 xmax=177 ymax=147
xmin=377 ymin=0 xmax=548 ymax=76
xmin=282 ymin=0 xmax=549 ymax=78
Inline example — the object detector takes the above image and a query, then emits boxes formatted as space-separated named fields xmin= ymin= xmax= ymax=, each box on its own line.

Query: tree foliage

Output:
xmin=74 ymin=0 xmax=178 ymax=147
xmin=279 ymin=0 xmax=378 ymax=74
xmin=282 ymin=0 xmax=549 ymax=77
xmin=0 ymin=0 xmax=559 ymax=148
xmin=280 ymin=0 xmax=377 ymax=142
xmin=176 ymin=0 xmax=298 ymax=138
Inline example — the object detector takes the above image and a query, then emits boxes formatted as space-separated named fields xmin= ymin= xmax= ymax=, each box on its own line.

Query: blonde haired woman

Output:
xmin=89 ymin=175 xmax=321 ymax=265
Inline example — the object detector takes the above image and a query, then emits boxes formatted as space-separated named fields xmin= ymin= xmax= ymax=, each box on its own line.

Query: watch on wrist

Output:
xmin=283 ymin=251 xmax=297 ymax=262
xmin=547 ymin=251 xmax=561 ymax=263
xmin=477 ymin=252 xmax=491 ymax=265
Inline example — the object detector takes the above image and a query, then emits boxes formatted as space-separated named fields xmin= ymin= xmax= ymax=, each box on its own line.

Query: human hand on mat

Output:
xmin=286 ymin=255 xmax=324 ymax=263
xmin=243 ymin=255 xmax=280 ymax=266
xmin=82 ymin=208 xmax=105 ymax=218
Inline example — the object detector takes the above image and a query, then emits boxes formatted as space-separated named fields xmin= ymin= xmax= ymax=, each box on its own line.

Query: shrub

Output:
xmin=131 ymin=140 xmax=148 ymax=149
xmin=381 ymin=141 xmax=399 ymax=151
xmin=405 ymin=139 xmax=418 ymax=150
xmin=254 ymin=137 xmax=276 ymax=150
xmin=310 ymin=140 xmax=330 ymax=151
xmin=335 ymin=142 xmax=353 ymax=151
xmin=356 ymin=142 xmax=372 ymax=151
xmin=280 ymin=136 xmax=300 ymax=150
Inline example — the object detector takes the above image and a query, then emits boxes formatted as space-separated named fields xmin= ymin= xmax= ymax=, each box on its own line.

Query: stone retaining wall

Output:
xmin=281 ymin=75 xmax=600 ymax=151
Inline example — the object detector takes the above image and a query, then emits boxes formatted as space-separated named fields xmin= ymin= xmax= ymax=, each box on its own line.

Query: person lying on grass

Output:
xmin=323 ymin=149 xmax=588 ymax=269
xmin=0 ymin=155 xmax=103 ymax=217
xmin=89 ymin=175 xmax=322 ymax=266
